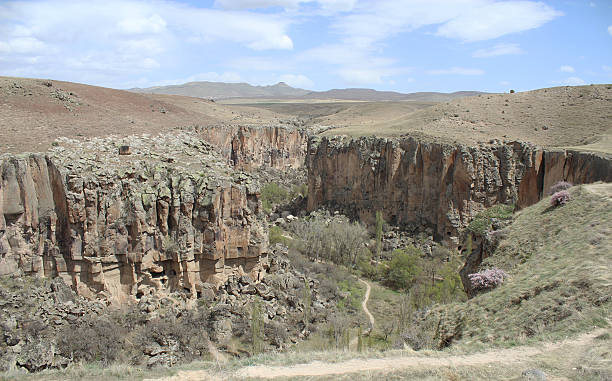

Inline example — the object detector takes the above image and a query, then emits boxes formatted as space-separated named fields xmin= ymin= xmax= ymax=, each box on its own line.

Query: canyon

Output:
xmin=3 ymin=123 xmax=611 ymax=302
xmin=306 ymin=135 xmax=612 ymax=246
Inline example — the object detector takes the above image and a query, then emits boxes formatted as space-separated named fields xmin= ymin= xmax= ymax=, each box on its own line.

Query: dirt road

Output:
xmin=235 ymin=330 xmax=604 ymax=379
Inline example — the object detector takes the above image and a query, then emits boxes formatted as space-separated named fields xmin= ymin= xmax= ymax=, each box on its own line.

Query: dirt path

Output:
xmin=349 ymin=278 xmax=374 ymax=348
xmin=359 ymin=279 xmax=374 ymax=330
xmin=235 ymin=330 xmax=604 ymax=379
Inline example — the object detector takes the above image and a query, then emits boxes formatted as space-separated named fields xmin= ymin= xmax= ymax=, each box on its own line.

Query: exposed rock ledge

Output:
xmin=307 ymin=135 xmax=612 ymax=246
xmin=0 ymin=132 xmax=268 ymax=302
xmin=195 ymin=125 xmax=309 ymax=171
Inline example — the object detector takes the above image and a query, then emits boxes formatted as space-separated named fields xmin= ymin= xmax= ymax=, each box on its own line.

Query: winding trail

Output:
xmin=359 ymin=278 xmax=375 ymax=331
xmin=349 ymin=278 xmax=374 ymax=349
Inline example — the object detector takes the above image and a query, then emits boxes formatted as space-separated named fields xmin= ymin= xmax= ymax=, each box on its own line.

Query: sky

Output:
xmin=0 ymin=0 xmax=611 ymax=93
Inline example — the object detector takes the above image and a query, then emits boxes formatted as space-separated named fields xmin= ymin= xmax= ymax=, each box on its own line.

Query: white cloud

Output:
xmin=590 ymin=2 xmax=596 ymax=7
xmin=312 ymin=0 xmax=558 ymax=84
xmin=0 ymin=37 xmax=46 ymax=54
xmin=298 ymin=43 xmax=409 ymax=85
xmin=473 ymin=43 xmax=523 ymax=58
xmin=333 ymin=1 xmax=561 ymax=47
xmin=559 ymin=65 xmax=575 ymax=73
xmin=278 ymin=74 xmax=314 ymax=88
xmin=427 ymin=67 xmax=485 ymax=76
xmin=214 ymin=0 xmax=356 ymax=12
xmin=553 ymin=77 xmax=586 ymax=86
xmin=436 ymin=2 xmax=562 ymax=42
xmin=0 ymin=0 xmax=294 ymax=87
xmin=608 ymin=25 xmax=612 ymax=36
xmin=117 ymin=14 xmax=167 ymax=35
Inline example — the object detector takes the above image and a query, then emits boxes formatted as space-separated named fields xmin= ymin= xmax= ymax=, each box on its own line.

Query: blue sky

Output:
xmin=0 ymin=0 xmax=611 ymax=92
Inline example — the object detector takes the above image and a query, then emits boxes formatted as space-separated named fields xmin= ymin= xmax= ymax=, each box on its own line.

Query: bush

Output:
xmin=467 ymin=204 xmax=514 ymax=235
xmin=57 ymin=317 xmax=123 ymax=365
xmin=381 ymin=246 xmax=423 ymax=290
xmin=468 ymin=268 xmax=507 ymax=291
xmin=550 ymin=190 xmax=571 ymax=207
xmin=269 ymin=225 xmax=287 ymax=245
xmin=548 ymin=181 xmax=572 ymax=195
xmin=261 ymin=183 xmax=289 ymax=213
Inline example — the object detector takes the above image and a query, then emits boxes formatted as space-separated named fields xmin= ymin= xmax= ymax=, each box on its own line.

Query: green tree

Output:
xmin=382 ymin=246 xmax=423 ymax=290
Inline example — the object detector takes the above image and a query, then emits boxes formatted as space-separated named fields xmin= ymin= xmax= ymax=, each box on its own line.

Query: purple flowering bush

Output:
xmin=468 ymin=268 xmax=507 ymax=291
xmin=550 ymin=190 xmax=570 ymax=207
xmin=548 ymin=181 xmax=572 ymax=195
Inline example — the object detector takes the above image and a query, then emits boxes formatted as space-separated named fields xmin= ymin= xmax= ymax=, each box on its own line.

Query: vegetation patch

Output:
xmin=466 ymin=204 xmax=514 ymax=235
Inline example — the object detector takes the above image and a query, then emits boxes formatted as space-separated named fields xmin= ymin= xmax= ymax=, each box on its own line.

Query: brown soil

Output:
xmin=320 ymin=85 xmax=612 ymax=153
xmin=0 ymin=76 xmax=282 ymax=154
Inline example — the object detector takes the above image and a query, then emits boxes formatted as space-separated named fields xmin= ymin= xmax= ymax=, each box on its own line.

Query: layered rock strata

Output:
xmin=195 ymin=125 xmax=309 ymax=170
xmin=0 ymin=132 xmax=268 ymax=302
xmin=307 ymin=136 xmax=612 ymax=245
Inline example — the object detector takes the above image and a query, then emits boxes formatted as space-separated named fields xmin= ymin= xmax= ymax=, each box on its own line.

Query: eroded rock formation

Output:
xmin=0 ymin=132 xmax=268 ymax=302
xmin=307 ymin=135 xmax=612 ymax=245
xmin=195 ymin=125 xmax=309 ymax=171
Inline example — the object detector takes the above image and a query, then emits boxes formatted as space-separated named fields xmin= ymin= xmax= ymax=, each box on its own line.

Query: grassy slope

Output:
xmin=427 ymin=184 xmax=612 ymax=348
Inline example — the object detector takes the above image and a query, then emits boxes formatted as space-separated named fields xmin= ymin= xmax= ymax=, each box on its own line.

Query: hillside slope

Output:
xmin=0 ymin=77 xmax=282 ymax=153
xmin=325 ymin=85 xmax=612 ymax=153
xmin=425 ymin=183 xmax=612 ymax=348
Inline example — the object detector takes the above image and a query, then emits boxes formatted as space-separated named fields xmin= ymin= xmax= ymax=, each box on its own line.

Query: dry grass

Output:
xmin=321 ymin=85 xmax=612 ymax=153
xmin=0 ymin=76 xmax=283 ymax=153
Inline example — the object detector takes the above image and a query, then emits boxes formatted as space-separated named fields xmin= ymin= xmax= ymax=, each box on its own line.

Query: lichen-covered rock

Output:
xmin=307 ymin=136 xmax=612 ymax=246
xmin=0 ymin=131 xmax=268 ymax=302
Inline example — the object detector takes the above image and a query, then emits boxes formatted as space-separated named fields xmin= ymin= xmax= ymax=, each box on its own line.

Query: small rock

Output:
xmin=521 ymin=369 xmax=547 ymax=380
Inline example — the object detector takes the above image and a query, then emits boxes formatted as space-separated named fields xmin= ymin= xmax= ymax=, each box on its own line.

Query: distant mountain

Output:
xmin=131 ymin=81 xmax=487 ymax=101
xmin=301 ymin=88 xmax=487 ymax=102
xmin=131 ymin=81 xmax=310 ymax=99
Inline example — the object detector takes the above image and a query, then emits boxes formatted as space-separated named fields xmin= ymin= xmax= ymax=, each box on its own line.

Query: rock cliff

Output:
xmin=306 ymin=136 xmax=612 ymax=246
xmin=0 ymin=132 xmax=268 ymax=302
xmin=195 ymin=125 xmax=309 ymax=171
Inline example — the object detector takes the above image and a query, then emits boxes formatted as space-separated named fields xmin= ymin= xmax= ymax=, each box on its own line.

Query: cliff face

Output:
xmin=307 ymin=136 xmax=612 ymax=245
xmin=0 ymin=132 xmax=268 ymax=302
xmin=196 ymin=125 xmax=309 ymax=171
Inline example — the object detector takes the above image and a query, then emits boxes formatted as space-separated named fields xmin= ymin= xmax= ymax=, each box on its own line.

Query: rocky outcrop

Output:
xmin=195 ymin=125 xmax=309 ymax=171
xmin=0 ymin=132 xmax=268 ymax=302
xmin=0 ymin=245 xmax=333 ymax=372
xmin=307 ymin=136 xmax=612 ymax=245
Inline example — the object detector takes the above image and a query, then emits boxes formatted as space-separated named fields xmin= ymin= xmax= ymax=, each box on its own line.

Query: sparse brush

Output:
xmin=550 ymin=190 xmax=571 ymax=207
xmin=468 ymin=268 xmax=507 ymax=291
xmin=549 ymin=181 xmax=573 ymax=195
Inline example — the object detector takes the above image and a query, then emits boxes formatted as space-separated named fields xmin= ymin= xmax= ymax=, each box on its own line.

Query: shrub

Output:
xmin=548 ymin=181 xmax=573 ymax=195
xmin=269 ymin=225 xmax=286 ymax=245
xmin=381 ymin=246 xmax=423 ymax=290
xmin=57 ymin=316 xmax=123 ymax=365
xmin=550 ymin=190 xmax=570 ymax=207
xmin=468 ymin=268 xmax=507 ymax=291
xmin=261 ymin=183 xmax=289 ymax=213
xmin=467 ymin=204 xmax=514 ymax=235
